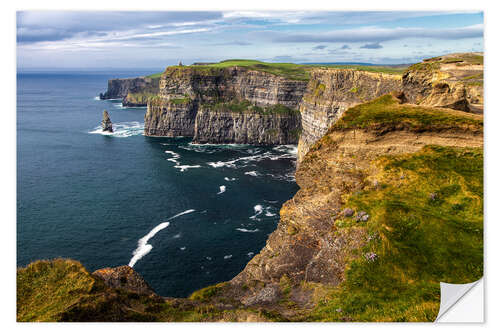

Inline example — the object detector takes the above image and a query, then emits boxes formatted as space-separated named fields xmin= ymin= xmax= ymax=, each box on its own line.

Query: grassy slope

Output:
xmin=331 ymin=94 xmax=483 ymax=133
xmin=17 ymin=259 xmax=270 ymax=322
xmin=305 ymin=144 xmax=483 ymax=321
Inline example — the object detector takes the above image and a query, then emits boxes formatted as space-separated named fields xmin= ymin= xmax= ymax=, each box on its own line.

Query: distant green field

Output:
xmin=147 ymin=59 xmax=408 ymax=81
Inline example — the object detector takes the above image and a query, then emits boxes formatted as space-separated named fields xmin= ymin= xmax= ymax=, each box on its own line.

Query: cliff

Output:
xmin=402 ymin=52 xmax=483 ymax=113
xmin=18 ymin=93 xmax=483 ymax=322
xmin=228 ymin=93 xmax=483 ymax=321
xmin=99 ymin=76 xmax=160 ymax=107
xmin=144 ymin=66 xmax=307 ymax=143
xmin=297 ymin=69 xmax=402 ymax=161
xmin=20 ymin=54 xmax=484 ymax=322
xmin=296 ymin=52 xmax=483 ymax=162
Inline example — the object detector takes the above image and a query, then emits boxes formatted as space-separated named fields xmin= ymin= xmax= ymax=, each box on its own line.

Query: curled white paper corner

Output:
xmin=435 ymin=278 xmax=483 ymax=322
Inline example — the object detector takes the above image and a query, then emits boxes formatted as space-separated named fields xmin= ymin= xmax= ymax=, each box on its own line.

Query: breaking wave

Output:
xmin=88 ymin=121 xmax=144 ymax=138
xmin=236 ymin=228 xmax=260 ymax=233
xmin=165 ymin=150 xmax=201 ymax=172
xmin=206 ymin=145 xmax=297 ymax=170
xmin=128 ymin=209 xmax=195 ymax=267
xmin=217 ymin=185 xmax=226 ymax=194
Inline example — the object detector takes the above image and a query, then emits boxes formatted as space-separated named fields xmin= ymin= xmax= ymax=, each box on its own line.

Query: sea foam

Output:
xmin=236 ymin=228 xmax=260 ymax=233
xmin=128 ymin=209 xmax=195 ymax=267
xmin=88 ymin=121 xmax=144 ymax=138
xmin=217 ymin=185 xmax=226 ymax=194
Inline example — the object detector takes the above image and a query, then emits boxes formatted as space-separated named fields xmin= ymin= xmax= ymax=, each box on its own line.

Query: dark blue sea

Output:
xmin=16 ymin=70 xmax=299 ymax=297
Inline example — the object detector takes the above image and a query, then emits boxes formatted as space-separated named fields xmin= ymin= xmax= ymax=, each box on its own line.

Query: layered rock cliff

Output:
xmin=296 ymin=52 xmax=483 ymax=162
xmin=297 ymin=69 xmax=402 ymax=161
xmin=401 ymin=52 xmax=483 ymax=113
xmin=18 ymin=94 xmax=483 ymax=322
xmin=144 ymin=66 xmax=307 ymax=143
xmin=19 ymin=54 xmax=484 ymax=322
xmin=228 ymin=94 xmax=483 ymax=321
xmin=100 ymin=76 xmax=160 ymax=107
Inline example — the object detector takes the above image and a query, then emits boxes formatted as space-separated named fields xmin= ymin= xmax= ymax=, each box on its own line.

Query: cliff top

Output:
xmin=331 ymin=93 xmax=483 ymax=133
xmin=406 ymin=52 xmax=483 ymax=83
xmin=153 ymin=59 xmax=408 ymax=82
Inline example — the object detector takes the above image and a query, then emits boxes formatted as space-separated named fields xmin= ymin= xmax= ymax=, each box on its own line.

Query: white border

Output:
xmin=3 ymin=1 xmax=498 ymax=332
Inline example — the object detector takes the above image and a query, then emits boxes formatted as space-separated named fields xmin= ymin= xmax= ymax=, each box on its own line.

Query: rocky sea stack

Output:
xmin=101 ymin=110 xmax=113 ymax=133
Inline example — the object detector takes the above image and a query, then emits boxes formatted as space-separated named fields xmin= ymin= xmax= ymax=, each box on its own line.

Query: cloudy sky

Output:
xmin=17 ymin=11 xmax=483 ymax=69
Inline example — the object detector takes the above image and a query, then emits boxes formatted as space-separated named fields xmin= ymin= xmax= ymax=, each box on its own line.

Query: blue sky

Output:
xmin=16 ymin=11 xmax=483 ymax=69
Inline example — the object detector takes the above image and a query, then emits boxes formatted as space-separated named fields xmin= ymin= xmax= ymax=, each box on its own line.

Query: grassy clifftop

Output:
xmin=305 ymin=144 xmax=483 ymax=321
xmin=151 ymin=59 xmax=407 ymax=82
xmin=331 ymin=94 xmax=483 ymax=133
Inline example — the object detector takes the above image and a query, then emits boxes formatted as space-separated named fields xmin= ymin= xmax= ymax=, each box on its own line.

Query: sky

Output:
xmin=16 ymin=11 xmax=484 ymax=69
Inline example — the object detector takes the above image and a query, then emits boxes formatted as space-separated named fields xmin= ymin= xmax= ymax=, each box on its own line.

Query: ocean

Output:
xmin=16 ymin=70 xmax=299 ymax=297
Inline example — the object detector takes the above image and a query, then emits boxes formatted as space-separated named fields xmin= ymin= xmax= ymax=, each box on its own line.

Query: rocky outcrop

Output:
xmin=100 ymin=76 xmax=160 ymax=107
xmin=297 ymin=69 xmax=402 ymax=162
xmin=144 ymin=66 xmax=307 ymax=143
xmin=101 ymin=110 xmax=113 ymax=132
xmin=93 ymin=265 xmax=156 ymax=296
xmin=401 ymin=52 xmax=483 ymax=113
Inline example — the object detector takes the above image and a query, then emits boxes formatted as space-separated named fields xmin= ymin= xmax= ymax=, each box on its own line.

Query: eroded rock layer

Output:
xmin=100 ymin=76 xmax=160 ymax=107
xmin=297 ymin=69 xmax=402 ymax=162
xmin=144 ymin=66 xmax=307 ymax=143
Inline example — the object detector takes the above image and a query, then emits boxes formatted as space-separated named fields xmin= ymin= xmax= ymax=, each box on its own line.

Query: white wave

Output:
xmin=247 ymin=252 xmax=255 ymax=257
xmin=250 ymin=204 xmax=264 ymax=220
xmin=206 ymin=150 xmax=295 ymax=169
xmin=245 ymin=171 xmax=259 ymax=177
xmin=224 ymin=255 xmax=233 ymax=259
xmin=174 ymin=165 xmax=201 ymax=172
xmin=207 ymin=161 xmax=231 ymax=168
xmin=93 ymin=96 xmax=101 ymax=100
xmin=206 ymin=256 xmax=212 ymax=261
xmin=224 ymin=177 xmax=236 ymax=181
xmin=164 ymin=150 xmax=180 ymax=159
xmin=217 ymin=185 xmax=226 ymax=194
xmin=180 ymin=247 xmax=186 ymax=251
xmin=128 ymin=209 xmax=195 ymax=267
xmin=173 ymin=233 xmax=181 ymax=239
xmin=273 ymin=145 xmax=298 ymax=155
xmin=265 ymin=211 xmax=276 ymax=217
xmin=236 ymin=228 xmax=260 ymax=233
xmin=88 ymin=121 xmax=144 ymax=138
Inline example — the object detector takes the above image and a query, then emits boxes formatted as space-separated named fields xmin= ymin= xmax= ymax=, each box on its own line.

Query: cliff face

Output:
xmin=144 ymin=99 xmax=197 ymax=137
xmin=229 ymin=94 xmax=483 ymax=321
xmin=297 ymin=69 xmax=402 ymax=162
xmin=100 ymin=76 xmax=160 ymax=106
xmin=193 ymin=108 xmax=301 ymax=145
xmin=144 ymin=66 xmax=307 ymax=143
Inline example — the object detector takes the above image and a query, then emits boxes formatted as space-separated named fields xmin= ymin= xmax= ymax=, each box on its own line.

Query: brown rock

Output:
xmin=92 ymin=265 xmax=156 ymax=296
xmin=101 ymin=110 xmax=113 ymax=133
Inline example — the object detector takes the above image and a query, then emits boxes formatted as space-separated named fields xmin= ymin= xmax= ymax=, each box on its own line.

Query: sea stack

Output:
xmin=101 ymin=110 xmax=113 ymax=132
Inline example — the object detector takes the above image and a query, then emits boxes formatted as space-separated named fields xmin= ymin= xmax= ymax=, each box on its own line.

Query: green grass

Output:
xmin=146 ymin=72 xmax=163 ymax=79
xmin=306 ymin=145 xmax=483 ymax=321
xmin=315 ymin=64 xmax=407 ymax=75
xmin=331 ymin=94 xmax=483 ymax=133
xmin=189 ymin=282 xmax=228 ymax=302
xmin=165 ymin=59 xmax=405 ymax=81
xmin=192 ymin=59 xmax=311 ymax=81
